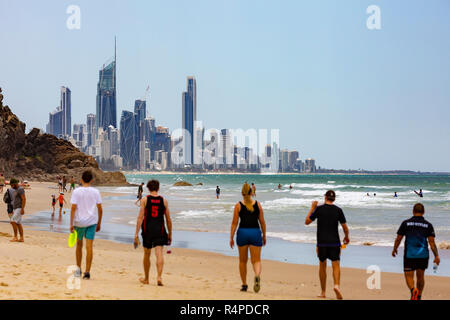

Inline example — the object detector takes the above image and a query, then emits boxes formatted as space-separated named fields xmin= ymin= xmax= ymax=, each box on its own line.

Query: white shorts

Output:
xmin=9 ymin=208 xmax=22 ymax=224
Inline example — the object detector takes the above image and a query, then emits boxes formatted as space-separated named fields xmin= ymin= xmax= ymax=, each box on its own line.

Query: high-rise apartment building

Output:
xmin=182 ymin=76 xmax=197 ymax=165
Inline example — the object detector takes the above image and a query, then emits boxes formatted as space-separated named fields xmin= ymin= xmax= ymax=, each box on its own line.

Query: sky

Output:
xmin=0 ymin=0 xmax=449 ymax=172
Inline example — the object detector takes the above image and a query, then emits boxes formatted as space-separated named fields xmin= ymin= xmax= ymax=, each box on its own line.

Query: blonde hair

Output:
xmin=241 ymin=183 xmax=254 ymax=212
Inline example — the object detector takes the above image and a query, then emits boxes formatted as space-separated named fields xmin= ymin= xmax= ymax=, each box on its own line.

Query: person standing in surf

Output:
xmin=134 ymin=179 xmax=172 ymax=286
xmin=230 ymin=183 xmax=267 ymax=293
xmin=216 ymin=186 xmax=221 ymax=199
xmin=251 ymin=183 xmax=256 ymax=197
xmin=305 ymin=190 xmax=350 ymax=300
xmin=392 ymin=203 xmax=440 ymax=300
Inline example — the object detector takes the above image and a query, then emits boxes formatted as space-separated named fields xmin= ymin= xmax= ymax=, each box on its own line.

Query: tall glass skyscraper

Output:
xmin=120 ymin=110 xmax=138 ymax=169
xmin=46 ymin=86 xmax=71 ymax=138
xmin=86 ymin=113 xmax=96 ymax=146
xmin=60 ymin=86 xmax=71 ymax=136
xmin=96 ymin=39 xmax=117 ymax=131
xmin=182 ymin=76 xmax=197 ymax=165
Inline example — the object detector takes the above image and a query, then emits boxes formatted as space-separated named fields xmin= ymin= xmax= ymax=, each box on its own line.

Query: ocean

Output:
xmin=25 ymin=173 xmax=450 ymax=276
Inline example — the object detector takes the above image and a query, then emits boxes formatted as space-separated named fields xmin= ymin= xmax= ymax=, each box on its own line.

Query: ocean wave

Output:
xmin=175 ymin=209 xmax=228 ymax=218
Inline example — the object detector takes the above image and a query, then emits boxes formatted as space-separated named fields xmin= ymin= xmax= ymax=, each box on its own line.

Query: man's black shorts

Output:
xmin=317 ymin=246 xmax=341 ymax=262
xmin=142 ymin=235 xmax=168 ymax=249
xmin=404 ymin=258 xmax=429 ymax=271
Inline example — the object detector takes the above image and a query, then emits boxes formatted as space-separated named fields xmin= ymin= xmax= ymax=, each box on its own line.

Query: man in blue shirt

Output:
xmin=392 ymin=203 xmax=440 ymax=300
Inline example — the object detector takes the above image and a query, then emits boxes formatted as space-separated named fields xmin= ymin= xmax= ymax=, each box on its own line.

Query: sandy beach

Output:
xmin=0 ymin=182 xmax=449 ymax=300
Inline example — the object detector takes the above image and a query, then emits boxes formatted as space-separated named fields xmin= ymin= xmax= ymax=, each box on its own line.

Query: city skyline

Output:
xmin=1 ymin=1 xmax=449 ymax=171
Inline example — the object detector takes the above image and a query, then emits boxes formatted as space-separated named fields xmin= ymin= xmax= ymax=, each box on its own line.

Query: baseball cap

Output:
xmin=325 ymin=190 xmax=336 ymax=201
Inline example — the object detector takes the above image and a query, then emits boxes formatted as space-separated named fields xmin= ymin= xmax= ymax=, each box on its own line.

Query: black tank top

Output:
xmin=238 ymin=201 xmax=260 ymax=229
xmin=142 ymin=195 xmax=167 ymax=237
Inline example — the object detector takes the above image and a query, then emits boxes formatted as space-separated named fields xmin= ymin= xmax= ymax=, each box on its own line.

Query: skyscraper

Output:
xmin=134 ymin=99 xmax=146 ymax=141
xmin=47 ymin=108 xmax=63 ymax=137
xmin=46 ymin=86 xmax=71 ymax=138
xmin=60 ymin=86 xmax=71 ymax=136
xmin=120 ymin=110 xmax=138 ymax=169
xmin=96 ymin=39 xmax=117 ymax=131
xmin=86 ymin=113 xmax=96 ymax=147
xmin=182 ymin=76 xmax=197 ymax=165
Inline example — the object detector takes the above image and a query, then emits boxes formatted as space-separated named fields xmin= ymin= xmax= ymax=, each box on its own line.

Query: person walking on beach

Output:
xmin=51 ymin=194 xmax=56 ymax=216
xmin=69 ymin=176 xmax=76 ymax=193
xmin=394 ymin=192 xmax=398 ymax=198
xmin=7 ymin=178 xmax=26 ymax=242
xmin=69 ymin=170 xmax=103 ymax=280
xmin=58 ymin=192 xmax=67 ymax=217
xmin=58 ymin=176 xmax=63 ymax=192
xmin=62 ymin=176 xmax=68 ymax=192
xmin=251 ymin=183 xmax=256 ymax=197
xmin=392 ymin=203 xmax=440 ymax=300
xmin=305 ymin=190 xmax=349 ymax=300
xmin=0 ymin=173 xmax=5 ymax=193
xmin=278 ymin=184 xmax=282 ymax=190
xmin=134 ymin=179 xmax=172 ymax=286
xmin=135 ymin=183 xmax=144 ymax=205
xmin=230 ymin=183 xmax=267 ymax=293
xmin=216 ymin=186 xmax=221 ymax=199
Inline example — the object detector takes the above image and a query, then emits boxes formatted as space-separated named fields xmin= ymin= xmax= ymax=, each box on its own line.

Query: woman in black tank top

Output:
xmin=230 ymin=183 xmax=267 ymax=293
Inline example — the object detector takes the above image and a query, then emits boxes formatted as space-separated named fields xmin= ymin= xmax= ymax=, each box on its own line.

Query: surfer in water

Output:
xmin=414 ymin=189 xmax=423 ymax=198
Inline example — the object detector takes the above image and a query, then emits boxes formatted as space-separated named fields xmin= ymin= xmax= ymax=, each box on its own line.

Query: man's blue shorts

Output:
xmin=74 ymin=224 xmax=97 ymax=240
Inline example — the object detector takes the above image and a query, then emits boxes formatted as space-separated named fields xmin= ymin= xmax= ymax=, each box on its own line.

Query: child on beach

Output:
xmin=392 ymin=203 xmax=440 ymax=300
xmin=134 ymin=179 xmax=172 ymax=286
xmin=58 ymin=192 xmax=67 ymax=217
xmin=70 ymin=170 xmax=103 ymax=280
xmin=51 ymin=194 xmax=56 ymax=216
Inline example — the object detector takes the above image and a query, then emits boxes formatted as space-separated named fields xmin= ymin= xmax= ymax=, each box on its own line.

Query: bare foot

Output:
xmin=333 ymin=286 xmax=343 ymax=300
xmin=157 ymin=279 xmax=163 ymax=286
xmin=18 ymin=238 xmax=24 ymax=242
xmin=317 ymin=293 xmax=326 ymax=298
xmin=10 ymin=238 xmax=18 ymax=242
xmin=139 ymin=278 xmax=149 ymax=285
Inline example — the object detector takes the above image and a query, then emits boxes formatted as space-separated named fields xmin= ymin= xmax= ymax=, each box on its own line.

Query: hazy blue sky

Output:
xmin=0 ymin=0 xmax=449 ymax=171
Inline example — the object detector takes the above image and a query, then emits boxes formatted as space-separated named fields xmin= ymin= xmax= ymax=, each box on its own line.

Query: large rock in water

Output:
xmin=0 ymin=88 xmax=127 ymax=186
xmin=173 ymin=181 xmax=193 ymax=187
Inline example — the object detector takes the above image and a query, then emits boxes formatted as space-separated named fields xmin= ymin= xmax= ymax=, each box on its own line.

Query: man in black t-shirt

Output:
xmin=392 ymin=203 xmax=440 ymax=300
xmin=305 ymin=190 xmax=349 ymax=300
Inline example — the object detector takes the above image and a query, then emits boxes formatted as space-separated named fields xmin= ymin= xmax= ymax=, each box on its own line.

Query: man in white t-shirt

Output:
xmin=70 ymin=170 xmax=103 ymax=280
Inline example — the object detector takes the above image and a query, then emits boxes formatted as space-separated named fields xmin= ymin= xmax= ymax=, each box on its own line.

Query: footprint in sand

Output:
xmin=0 ymin=282 xmax=8 ymax=287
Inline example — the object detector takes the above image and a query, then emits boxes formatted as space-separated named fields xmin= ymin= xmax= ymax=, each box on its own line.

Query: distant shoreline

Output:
xmin=120 ymin=171 xmax=450 ymax=176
